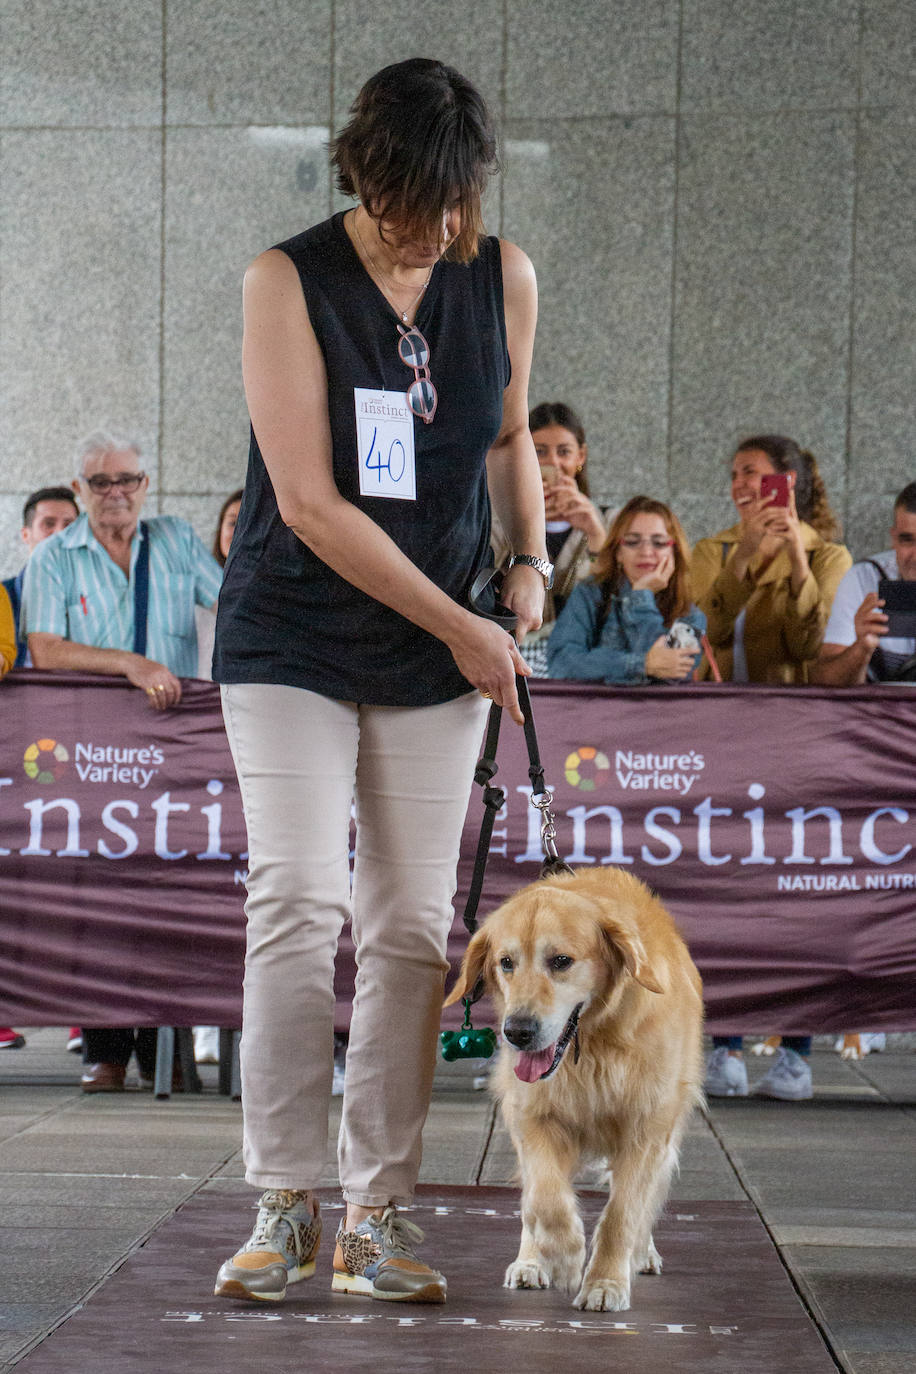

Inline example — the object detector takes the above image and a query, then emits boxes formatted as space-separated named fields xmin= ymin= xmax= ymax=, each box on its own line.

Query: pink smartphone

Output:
xmin=760 ymin=472 xmax=793 ymax=507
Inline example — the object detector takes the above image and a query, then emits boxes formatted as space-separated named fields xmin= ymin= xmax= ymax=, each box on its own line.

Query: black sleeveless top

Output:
xmin=213 ymin=211 xmax=510 ymax=706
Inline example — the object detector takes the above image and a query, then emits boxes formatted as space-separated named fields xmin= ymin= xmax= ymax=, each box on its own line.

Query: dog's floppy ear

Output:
xmin=443 ymin=926 xmax=492 ymax=1006
xmin=598 ymin=914 xmax=666 ymax=995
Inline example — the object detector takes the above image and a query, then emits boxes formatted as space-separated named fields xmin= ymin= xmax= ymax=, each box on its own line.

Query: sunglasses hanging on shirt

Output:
xmin=397 ymin=324 xmax=438 ymax=424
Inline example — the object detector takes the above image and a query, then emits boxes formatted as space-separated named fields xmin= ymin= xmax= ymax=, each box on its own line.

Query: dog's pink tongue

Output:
xmin=514 ymin=1044 xmax=556 ymax=1083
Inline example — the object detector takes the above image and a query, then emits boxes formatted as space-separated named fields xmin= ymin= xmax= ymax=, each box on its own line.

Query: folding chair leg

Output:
xmin=154 ymin=1027 xmax=175 ymax=1099
xmin=218 ymin=1029 xmax=241 ymax=1100
xmin=175 ymin=1028 xmax=202 ymax=1093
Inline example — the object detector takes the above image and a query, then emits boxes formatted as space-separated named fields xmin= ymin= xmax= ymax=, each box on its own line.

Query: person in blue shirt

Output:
xmin=23 ymin=430 xmax=223 ymax=1092
xmin=548 ymin=495 xmax=705 ymax=683
xmin=25 ymin=433 xmax=222 ymax=704
xmin=2 ymin=486 xmax=79 ymax=666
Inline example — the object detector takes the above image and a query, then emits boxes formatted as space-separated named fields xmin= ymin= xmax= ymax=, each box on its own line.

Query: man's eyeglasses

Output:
xmin=619 ymin=535 xmax=673 ymax=550
xmin=81 ymin=472 xmax=146 ymax=494
xmin=397 ymin=325 xmax=437 ymax=424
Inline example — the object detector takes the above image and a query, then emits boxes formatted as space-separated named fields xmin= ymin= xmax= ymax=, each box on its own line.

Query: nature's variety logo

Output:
xmin=564 ymin=745 xmax=610 ymax=792
xmin=23 ymin=738 xmax=69 ymax=784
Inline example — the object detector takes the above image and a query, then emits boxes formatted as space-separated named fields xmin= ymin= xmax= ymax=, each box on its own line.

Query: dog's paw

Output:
xmin=636 ymin=1238 xmax=663 ymax=1275
xmin=837 ymin=1034 xmax=863 ymax=1061
xmin=505 ymin=1260 xmax=550 ymax=1290
xmin=573 ymin=1278 xmax=631 ymax=1311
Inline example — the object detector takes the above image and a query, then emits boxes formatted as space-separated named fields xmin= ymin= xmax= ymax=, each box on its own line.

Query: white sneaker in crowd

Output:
xmin=835 ymin=1032 xmax=887 ymax=1060
xmin=752 ymin=1047 xmax=813 ymax=1100
xmin=750 ymin=1035 xmax=781 ymax=1057
xmin=193 ymin=1026 xmax=220 ymax=1064
xmin=704 ymin=1047 xmax=749 ymax=1097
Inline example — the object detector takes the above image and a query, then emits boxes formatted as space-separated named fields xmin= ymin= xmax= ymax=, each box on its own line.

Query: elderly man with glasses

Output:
xmin=22 ymin=429 xmax=223 ymax=1092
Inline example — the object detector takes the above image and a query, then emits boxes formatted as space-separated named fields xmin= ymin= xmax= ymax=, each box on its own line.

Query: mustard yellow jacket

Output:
xmin=0 ymin=585 xmax=16 ymax=678
xmin=691 ymin=522 xmax=852 ymax=684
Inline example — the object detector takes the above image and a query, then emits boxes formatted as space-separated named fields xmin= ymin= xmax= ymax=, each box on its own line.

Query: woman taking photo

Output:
xmin=548 ymin=495 xmax=704 ymax=683
xmin=691 ymin=435 xmax=851 ymax=684
xmin=693 ymin=434 xmax=850 ymax=1102
xmin=494 ymin=401 xmax=610 ymax=673
xmin=212 ymin=59 xmax=547 ymax=1305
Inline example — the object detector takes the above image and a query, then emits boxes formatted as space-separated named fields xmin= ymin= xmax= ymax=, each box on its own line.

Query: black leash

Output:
xmin=462 ymin=675 xmax=571 ymax=941
xmin=441 ymin=673 xmax=573 ymax=1062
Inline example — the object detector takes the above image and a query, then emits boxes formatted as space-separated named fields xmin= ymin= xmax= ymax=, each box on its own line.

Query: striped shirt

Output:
xmin=22 ymin=513 xmax=223 ymax=679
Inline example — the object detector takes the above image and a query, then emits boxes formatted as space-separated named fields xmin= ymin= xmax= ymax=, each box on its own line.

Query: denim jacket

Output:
xmin=547 ymin=580 xmax=706 ymax=684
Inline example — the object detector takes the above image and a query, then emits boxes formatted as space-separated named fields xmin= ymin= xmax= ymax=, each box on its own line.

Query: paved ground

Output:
xmin=2 ymin=1031 xmax=915 ymax=1373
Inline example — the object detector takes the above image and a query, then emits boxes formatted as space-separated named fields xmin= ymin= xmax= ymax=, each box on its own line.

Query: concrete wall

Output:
xmin=1 ymin=0 xmax=914 ymax=575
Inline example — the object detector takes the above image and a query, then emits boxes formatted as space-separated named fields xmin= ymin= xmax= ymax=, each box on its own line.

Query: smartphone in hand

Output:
xmin=878 ymin=579 xmax=916 ymax=637
xmin=759 ymin=472 xmax=793 ymax=507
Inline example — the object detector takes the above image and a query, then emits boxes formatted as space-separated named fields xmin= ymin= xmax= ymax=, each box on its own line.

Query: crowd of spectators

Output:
xmin=1 ymin=416 xmax=913 ymax=1091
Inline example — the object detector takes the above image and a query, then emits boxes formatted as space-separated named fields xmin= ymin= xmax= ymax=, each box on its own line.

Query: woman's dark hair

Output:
xmin=734 ymin=434 xmax=842 ymax=541
xmin=592 ymin=495 xmax=693 ymax=626
xmin=331 ymin=58 xmax=498 ymax=265
xmin=213 ymin=488 xmax=244 ymax=566
xmin=528 ymin=401 xmax=590 ymax=496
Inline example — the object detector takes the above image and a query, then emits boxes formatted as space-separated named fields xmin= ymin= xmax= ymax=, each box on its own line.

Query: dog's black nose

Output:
xmin=503 ymin=1016 xmax=539 ymax=1050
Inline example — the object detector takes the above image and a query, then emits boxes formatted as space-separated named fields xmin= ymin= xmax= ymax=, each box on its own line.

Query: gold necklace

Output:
xmin=352 ymin=210 xmax=434 ymax=324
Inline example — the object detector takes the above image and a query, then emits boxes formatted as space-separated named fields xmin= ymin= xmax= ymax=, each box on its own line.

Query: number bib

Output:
xmin=354 ymin=388 xmax=417 ymax=501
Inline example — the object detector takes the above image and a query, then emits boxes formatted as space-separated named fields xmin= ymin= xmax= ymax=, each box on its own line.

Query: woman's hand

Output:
xmin=773 ymin=488 xmax=809 ymax=593
xmin=734 ymin=489 xmax=807 ymax=586
xmin=736 ymin=492 xmax=787 ymax=561
xmin=445 ymin=611 xmax=531 ymax=724
xmin=630 ymin=545 xmax=675 ymax=594
xmin=644 ymin=635 xmax=695 ymax=681
xmin=544 ymin=474 xmax=606 ymax=550
xmin=500 ymin=561 xmax=545 ymax=640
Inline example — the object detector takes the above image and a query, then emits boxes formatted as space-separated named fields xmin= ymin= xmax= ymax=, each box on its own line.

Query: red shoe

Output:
xmin=0 ymin=1028 xmax=26 ymax=1050
xmin=67 ymin=1028 xmax=83 ymax=1053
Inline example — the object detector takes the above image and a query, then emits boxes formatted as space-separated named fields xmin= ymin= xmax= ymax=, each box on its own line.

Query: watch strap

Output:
xmin=509 ymin=553 xmax=555 ymax=590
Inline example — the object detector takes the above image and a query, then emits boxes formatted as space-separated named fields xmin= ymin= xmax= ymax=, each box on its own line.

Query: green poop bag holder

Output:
xmin=441 ymin=673 xmax=572 ymax=1062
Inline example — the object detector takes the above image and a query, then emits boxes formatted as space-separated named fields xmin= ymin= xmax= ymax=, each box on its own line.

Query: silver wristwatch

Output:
xmin=508 ymin=553 xmax=555 ymax=590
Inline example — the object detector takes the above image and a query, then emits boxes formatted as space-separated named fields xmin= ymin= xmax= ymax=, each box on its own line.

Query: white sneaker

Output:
xmin=753 ymin=1047 xmax=812 ymax=1100
xmin=835 ymin=1032 xmax=886 ymax=1060
xmin=193 ymin=1025 xmax=220 ymax=1064
xmin=704 ymin=1047 xmax=748 ymax=1097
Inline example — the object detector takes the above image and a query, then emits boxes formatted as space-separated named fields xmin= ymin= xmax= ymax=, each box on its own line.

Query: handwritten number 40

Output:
xmin=365 ymin=426 xmax=406 ymax=483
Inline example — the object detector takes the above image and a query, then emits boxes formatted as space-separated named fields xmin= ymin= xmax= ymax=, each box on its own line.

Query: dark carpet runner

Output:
xmin=17 ymin=1185 xmax=835 ymax=1372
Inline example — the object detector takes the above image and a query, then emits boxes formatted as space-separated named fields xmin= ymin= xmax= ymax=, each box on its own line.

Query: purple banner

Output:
xmin=2 ymin=673 xmax=915 ymax=1032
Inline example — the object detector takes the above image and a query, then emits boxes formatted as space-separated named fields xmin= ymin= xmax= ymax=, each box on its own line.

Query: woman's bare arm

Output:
xmin=485 ymin=240 xmax=547 ymax=639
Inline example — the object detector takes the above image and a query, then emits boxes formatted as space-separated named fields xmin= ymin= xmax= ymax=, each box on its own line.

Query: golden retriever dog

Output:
xmin=445 ymin=866 xmax=703 ymax=1312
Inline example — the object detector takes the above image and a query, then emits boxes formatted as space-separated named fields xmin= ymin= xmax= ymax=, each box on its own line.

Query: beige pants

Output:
xmin=221 ymin=682 xmax=487 ymax=1206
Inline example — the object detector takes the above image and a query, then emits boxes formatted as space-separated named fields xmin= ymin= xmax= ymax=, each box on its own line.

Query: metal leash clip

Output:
xmin=531 ymin=787 xmax=560 ymax=863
